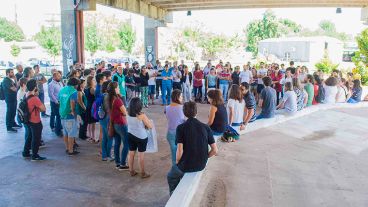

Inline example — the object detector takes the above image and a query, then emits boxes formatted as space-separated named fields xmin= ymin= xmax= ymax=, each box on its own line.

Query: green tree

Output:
xmin=10 ymin=44 xmax=21 ymax=57
xmin=34 ymin=26 xmax=62 ymax=63
xmin=245 ymin=10 xmax=301 ymax=55
xmin=352 ymin=28 xmax=368 ymax=85
xmin=0 ymin=17 xmax=25 ymax=42
xmin=84 ymin=23 xmax=101 ymax=57
xmin=117 ymin=23 xmax=136 ymax=54
xmin=199 ymin=35 xmax=228 ymax=59
xmin=302 ymin=20 xmax=351 ymax=42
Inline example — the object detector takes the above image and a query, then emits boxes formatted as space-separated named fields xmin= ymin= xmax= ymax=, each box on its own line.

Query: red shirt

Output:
xmin=313 ymin=84 xmax=319 ymax=105
xmin=110 ymin=97 xmax=127 ymax=125
xmin=193 ymin=70 xmax=204 ymax=87
xmin=27 ymin=95 xmax=42 ymax=123
xmin=271 ymin=71 xmax=283 ymax=92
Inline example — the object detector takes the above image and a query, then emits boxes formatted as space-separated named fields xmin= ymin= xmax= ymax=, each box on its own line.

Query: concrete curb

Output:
xmin=165 ymin=102 xmax=368 ymax=207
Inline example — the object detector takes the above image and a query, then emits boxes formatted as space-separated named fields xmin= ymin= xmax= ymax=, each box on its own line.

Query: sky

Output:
xmin=0 ymin=0 xmax=367 ymax=39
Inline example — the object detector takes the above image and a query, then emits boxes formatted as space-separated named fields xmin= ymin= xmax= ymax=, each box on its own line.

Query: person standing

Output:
xmin=239 ymin=64 xmax=253 ymax=84
xmin=218 ymin=66 xmax=231 ymax=102
xmin=125 ymin=69 xmax=136 ymax=106
xmin=16 ymin=78 xmax=28 ymax=126
xmin=167 ymin=101 xmax=218 ymax=195
xmin=193 ymin=64 xmax=204 ymax=103
xmin=172 ymin=66 xmax=182 ymax=91
xmin=3 ymin=69 xmax=20 ymax=132
xmin=161 ymin=65 xmax=173 ymax=106
xmin=112 ymin=66 xmax=127 ymax=104
xmin=155 ymin=61 xmax=163 ymax=99
xmin=33 ymin=65 xmax=49 ymax=117
xmin=107 ymin=82 xmax=129 ymax=168
xmin=147 ymin=63 xmax=157 ymax=105
xmin=76 ymin=79 xmax=88 ymax=140
xmin=256 ymin=62 xmax=268 ymax=101
xmin=271 ymin=65 xmax=283 ymax=106
xmin=181 ymin=65 xmax=192 ymax=102
xmin=22 ymin=79 xmax=47 ymax=161
xmin=139 ymin=66 xmax=150 ymax=108
xmin=59 ymin=78 xmax=80 ymax=156
xmin=231 ymin=66 xmax=241 ymax=85
xmin=127 ymin=97 xmax=153 ymax=178
xmin=165 ymin=90 xmax=185 ymax=165
xmin=48 ymin=71 xmax=63 ymax=136
xmin=15 ymin=64 xmax=24 ymax=82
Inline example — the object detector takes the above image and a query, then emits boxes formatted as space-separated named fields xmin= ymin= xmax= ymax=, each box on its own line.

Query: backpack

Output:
xmin=91 ymin=94 xmax=106 ymax=120
xmin=17 ymin=95 xmax=35 ymax=124
xmin=0 ymin=82 xmax=5 ymax=101
xmin=315 ymin=84 xmax=325 ymax=103
xmin=59 ymin=86 xmax=77 ymax=118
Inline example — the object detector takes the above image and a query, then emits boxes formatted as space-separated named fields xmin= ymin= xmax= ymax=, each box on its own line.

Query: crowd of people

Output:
xmin=1 ymin=58 xmax=367 ymax=194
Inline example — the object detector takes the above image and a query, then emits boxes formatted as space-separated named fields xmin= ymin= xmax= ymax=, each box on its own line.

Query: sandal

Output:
xmin=140 ymin=172 xmax=151 ymax=179
xmin=130 ymin=170 xmax=138 ymax=177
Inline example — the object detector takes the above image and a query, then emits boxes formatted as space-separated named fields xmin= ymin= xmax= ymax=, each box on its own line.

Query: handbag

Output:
xmin=108 ymin=98 xmax=116 ymax=138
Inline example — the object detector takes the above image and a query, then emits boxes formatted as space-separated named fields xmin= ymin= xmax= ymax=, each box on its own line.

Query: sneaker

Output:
xmin=118 ymin=165 xmax=129 ymax=171
xmin=22 ymin=152 xmax=31 ymax=159
xmin=13 ymin=124 xmax=22 ymax=129
xmin=115 ymin=165 xmax=121 ymax=169
xmin=108 ymin=157 xmax=115 ymax=162
xmin=101 ymin=158 xmax=108 ymax=161
xmin=7 ymin=128 xmax=17 ymax=133
xmin=68 ymin=151 xmax=80 ymax=156
xmin=31 ymin=156 xmax=47 ymax=161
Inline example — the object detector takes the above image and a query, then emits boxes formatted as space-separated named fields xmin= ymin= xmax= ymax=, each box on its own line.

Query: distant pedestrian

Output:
xmin=48 ymin=71 xmax=63 ymax=136
xmin=33 ymin=64 xmax=49 ymax=117
xmin=2 ymin=69 xmax=20 ymax=132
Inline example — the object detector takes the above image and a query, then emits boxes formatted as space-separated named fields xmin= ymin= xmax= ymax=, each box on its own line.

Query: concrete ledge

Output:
xmin=165 ymin=102 xmax=368 ymax=207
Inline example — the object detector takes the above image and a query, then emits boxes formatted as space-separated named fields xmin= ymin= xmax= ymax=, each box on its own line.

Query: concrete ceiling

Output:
xmin=97 ymin=0 xmax=368 ymax=21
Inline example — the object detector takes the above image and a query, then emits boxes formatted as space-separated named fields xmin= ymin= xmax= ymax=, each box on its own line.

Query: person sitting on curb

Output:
xmin=256 ymin=76 xmax=277 ymax=119
xmin=167 ymin=101 xmax=218 ymax=195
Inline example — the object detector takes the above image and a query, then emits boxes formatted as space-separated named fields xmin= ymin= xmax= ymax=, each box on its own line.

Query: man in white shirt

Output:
xmin=239 ymin=64 xmax=253 ymax=84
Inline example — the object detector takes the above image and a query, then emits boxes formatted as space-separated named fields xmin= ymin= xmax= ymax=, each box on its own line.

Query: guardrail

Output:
xmin=165 ymin=101 xmax=368 ymax=207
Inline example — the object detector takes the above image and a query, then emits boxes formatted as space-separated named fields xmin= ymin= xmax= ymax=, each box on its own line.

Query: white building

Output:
xmin=258 ymin=36 xmax=344 ymax=63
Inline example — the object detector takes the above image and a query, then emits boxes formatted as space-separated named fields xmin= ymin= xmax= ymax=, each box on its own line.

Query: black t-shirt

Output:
xmin=243 ymin=92 xmax=257 ymax=122
xmin=125 ymin=76 xmax=135 ymax=89
xmin=287 ymin=67 xmax=296 ymax=75
xmin=2 ymin=77 xmax=17 ymax=102
xmin=231 ymin=72 xmax=240 ymax=85
xmin=133 ymin=68 xmax=141 ymax=84
xmin=210 ymin=104 xmax=227 ymax=133
xmin=139 ymin=73 xmax=149 ymax=87
xmin=15 ymin=72 xmax=23 ymax=81
xmin=176 ymin=118 xmax=215 ymax=172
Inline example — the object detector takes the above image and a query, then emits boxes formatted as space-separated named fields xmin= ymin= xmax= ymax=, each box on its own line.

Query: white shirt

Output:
xmin=172 ymin=70 xmax=182 ymax=83
xmin=239 ymin=70 xmax=252 ymax=83
xmin=324 ymin=85 xmax=338 ymax=104
xmin=257 ymin=68 xmax=268 ymax=84
xmin=336 ymin=85 xmax=348 ymax=103
xmin=226 ymin=99 xmax=245 ymax=124
xmin=148 ymin=70 xmax=156 ymax=85
xmin=283 ymin=91 xmax=297 ymax=113
xmin=280 ymin=77 xmax=293 ymax=85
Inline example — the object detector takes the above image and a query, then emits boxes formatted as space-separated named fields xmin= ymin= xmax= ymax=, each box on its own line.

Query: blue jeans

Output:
xmin=161 ymin=81 xmax=172 ymax=105
xmin=5 ymin=100 xmax=17 ymax=129
xmin=167 ymin=165 xmax=185 ymax=195
xmin=166 ymin=131 xmax=177 ymax=166
xmin=193 ymin=86 xmax=202 ymax=101
xmin=114 ymin=124 xmax=129 ymax=166
xmin=100 ymin=117 xmax=112 ymax=159
xmin=38 ymin=92 xmax=46 ymax=116
xmin=219 ymin=83 xmax=229 ymax=101
xmin=50 ymin=102 xmax=62 ymax=135
xmin=347 ymin=98 xmax=359 ymax=103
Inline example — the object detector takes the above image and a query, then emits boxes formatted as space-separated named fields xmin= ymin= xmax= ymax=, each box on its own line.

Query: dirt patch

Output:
xmin=302 ymin=129 xmax=335 ymax=141
xmin=200 ymin=179 xmax=227 ymax=207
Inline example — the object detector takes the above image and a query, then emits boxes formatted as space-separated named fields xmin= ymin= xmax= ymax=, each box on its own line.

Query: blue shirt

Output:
xmin=95 ymin=84 xmax=102 ymax=99
xmin=161 ymin=69 xmax=173 ymax=84
xmin=259 ymin=87 xmax=276 ymax=118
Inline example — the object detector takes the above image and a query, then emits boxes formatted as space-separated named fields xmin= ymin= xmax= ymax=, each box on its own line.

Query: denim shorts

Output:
xmin=61 ymin=119 xmax=79 ymax=138
xmin=148 ymin=85 xmax=155 ymax=95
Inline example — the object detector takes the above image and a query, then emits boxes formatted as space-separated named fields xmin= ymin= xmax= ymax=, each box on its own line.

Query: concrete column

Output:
xmin=144 ymin=17 xmax=166 ymax=65
xmin=60 ymin=0 xmax=85 ymax=75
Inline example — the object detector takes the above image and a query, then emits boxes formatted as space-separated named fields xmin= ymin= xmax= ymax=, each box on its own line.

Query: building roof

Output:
xmin=259 ymin=36 xmax=343 ymax=44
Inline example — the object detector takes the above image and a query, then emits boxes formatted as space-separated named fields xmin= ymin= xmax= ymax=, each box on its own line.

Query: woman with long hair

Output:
xmin=85 ymin=76 xmax=98 ymax=142
xmin=76 ymin=79 xmax=88 ymax=140
xmin=324 ymin=76 xmax=338 ymax=104
xmin=127 ymin=97 xmax=153 ymax=178
xmin=227 ymin=84 xmax=246 ymax=133
xmin=100 ymin=81 xmax=113 ymax=161
xmin=347 ymin=79 xmax=362 ymax=103
xmin=107 ymin=81 xmax=129 ymax=169
xmin=165 ymin=89 xmax=185 ymax=165
xmin=336 ymin=78 xmax=349 ymax=103
xmin=292 ymin=78 xmax=307 ymax=111
xmin=271 ymin=64 xmax=283 ymax=105
xmin=207 ymin=89 xmax=228 ymax=136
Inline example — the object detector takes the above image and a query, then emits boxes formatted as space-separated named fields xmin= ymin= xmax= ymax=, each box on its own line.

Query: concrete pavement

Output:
xmin=191 ymin=107 xmax=368 ymax=207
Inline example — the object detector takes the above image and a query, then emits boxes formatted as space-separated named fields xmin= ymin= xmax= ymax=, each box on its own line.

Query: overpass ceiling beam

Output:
xmin=96 ymin=0 xmax=167 ymax=22
xmin=162 ymin=1 xmax=367 ymax=11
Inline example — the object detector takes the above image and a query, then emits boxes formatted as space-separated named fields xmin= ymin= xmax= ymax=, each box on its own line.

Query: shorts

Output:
xmin=128 ymin=133 xmax=148 ymax=152
xmin=61 ymin=119 xmax=79 ymax=138
xmin=257 ymin=84 xmax=265 ymax=94
xmin=251 ymin=82 xmax=258 ymax=91
xmin=148 ymin=85 xmax=156 ymax=95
